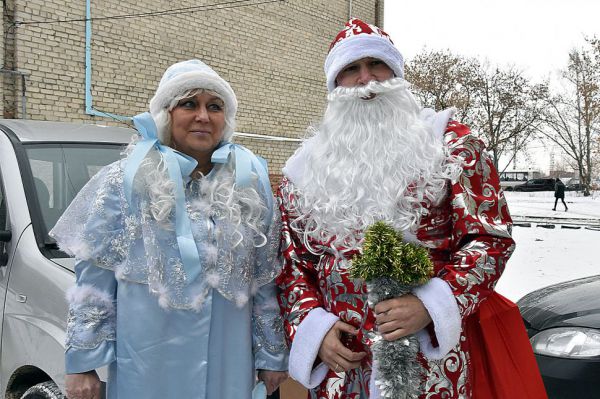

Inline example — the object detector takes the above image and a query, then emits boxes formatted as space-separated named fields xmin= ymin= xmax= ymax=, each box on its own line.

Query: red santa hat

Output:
xmin=324 ymin=18 xmax=404 ymax=92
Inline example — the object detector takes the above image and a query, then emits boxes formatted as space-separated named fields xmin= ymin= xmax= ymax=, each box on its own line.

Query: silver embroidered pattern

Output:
xmin=253 ymin=312 xmax=288 ymax=354
xmin=52 ymin=157 xmax=282 ymax=311
xmin=66 ymin=301 xmax=116 ymax=350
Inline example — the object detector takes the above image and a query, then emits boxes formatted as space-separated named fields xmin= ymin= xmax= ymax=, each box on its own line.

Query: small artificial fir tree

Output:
xmin=351 ymin=221 xmax=434 ymax=399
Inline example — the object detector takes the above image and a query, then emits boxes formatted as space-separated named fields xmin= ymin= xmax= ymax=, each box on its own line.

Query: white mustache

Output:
xmin=327 ymin=77 xmax=410 ymax=102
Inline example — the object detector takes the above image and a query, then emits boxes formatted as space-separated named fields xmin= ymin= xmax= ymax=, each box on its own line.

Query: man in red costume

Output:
xmin=277 ymin=18 xmax=515 ymax=398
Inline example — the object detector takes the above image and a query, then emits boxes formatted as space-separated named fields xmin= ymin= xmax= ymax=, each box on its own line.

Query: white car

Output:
xmin=0 ymin=120 xmax=132 ymax=398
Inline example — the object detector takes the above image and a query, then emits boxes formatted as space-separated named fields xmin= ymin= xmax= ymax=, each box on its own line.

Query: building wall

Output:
xmin=2 ymin=0 xmax=382 ymax=174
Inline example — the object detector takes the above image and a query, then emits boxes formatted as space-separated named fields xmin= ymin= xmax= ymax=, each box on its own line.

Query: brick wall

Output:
xmin=2 ymin=0 xmax=382 ymax=173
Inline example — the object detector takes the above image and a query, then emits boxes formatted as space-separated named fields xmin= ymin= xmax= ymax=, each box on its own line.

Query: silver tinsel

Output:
xmin=368 ymin=277 xmax=424 ymax=399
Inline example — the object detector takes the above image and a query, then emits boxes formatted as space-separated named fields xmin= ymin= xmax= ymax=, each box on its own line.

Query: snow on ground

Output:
xmin=495 ymin=191 xmax=600 ymax=302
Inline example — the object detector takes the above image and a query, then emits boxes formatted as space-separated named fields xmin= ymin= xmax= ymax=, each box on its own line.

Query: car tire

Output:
xmin=20 ymin=381 xmax=65 ymax=399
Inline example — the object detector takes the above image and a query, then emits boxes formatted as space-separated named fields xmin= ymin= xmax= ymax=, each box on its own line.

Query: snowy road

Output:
xmin=495 ymin=191 xmax=600 ymax=301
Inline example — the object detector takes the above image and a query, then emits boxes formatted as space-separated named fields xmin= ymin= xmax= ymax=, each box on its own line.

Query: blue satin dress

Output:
xmin=52 ymin=156 xmax=288 ymax=399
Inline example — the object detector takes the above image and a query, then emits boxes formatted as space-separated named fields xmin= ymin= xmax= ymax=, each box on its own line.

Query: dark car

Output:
xmin=565 ymin=179 xmax=585 ymax=191
xmin=513 ymin=178 xmax=556 ymax=192
xmin=518 ymin=275 xmax=600 ymax=399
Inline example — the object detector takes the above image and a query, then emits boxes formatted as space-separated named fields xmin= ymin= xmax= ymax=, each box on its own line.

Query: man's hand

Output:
xmin=318 ymin=321 xmax=366 ymax=373
xmin=374 ymin=294 xmax=432 ymax=341
xmin=258 ymin=370 xmax=288 ymax=395
xmin=65 ymin=370 xmax=101 ymax=399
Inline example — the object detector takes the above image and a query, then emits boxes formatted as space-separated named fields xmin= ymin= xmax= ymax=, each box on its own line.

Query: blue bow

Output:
xmin=124 ymin=112 xmax=273 ymax=285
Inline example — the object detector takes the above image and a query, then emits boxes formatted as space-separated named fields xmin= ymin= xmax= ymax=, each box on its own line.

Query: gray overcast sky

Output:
xmin=383 ymin=0 xmax=600 ymax=81
xmin=384 ymin=0 xmax=600 ymax=172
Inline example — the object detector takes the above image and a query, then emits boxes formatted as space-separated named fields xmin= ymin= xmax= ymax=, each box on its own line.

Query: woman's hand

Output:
xmin=374 ymin=294 xmax=432 ymax=341
xmin=65 ymin=370 xmax=101 ymax=399
xmin=317 ymin=321 xmax=367 ymax=373
xmin=257 ymin=370 xmax=288 ymax=395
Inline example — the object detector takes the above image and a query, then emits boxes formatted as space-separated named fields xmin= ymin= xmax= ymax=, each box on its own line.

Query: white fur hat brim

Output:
xmin=324 ymin=34 xmax=404 ymax=92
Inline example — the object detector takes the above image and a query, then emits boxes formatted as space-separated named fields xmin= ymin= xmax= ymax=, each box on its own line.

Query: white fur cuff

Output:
xmin=413 ymin=277 xmax=461 ymax=360
xmin=66 ymin=284 xmax=114 ymax=309
xmin=289 ymin=307 xmax=339 ymax=388
xmin=420 ymin=107 xmax=455 ymax=138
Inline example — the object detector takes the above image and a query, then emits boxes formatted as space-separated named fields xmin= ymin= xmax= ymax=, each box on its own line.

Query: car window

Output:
xmin=24 ymin=144 xmax=123 ymax=244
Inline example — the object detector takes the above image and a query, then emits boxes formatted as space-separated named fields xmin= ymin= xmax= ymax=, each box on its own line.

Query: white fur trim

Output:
xmin=235 ymin=292 xmax=249 ymax=308
xmin=205 ymin=270 xmax=221 ymax=288
xmin=149 ymin=71 xmax=237 ymax=116
xmin=288 ymin=307 xmax=339 ymax=388
xmin=420 ymin=107 xmax=455 ymax=138
xmin=413 ymin=277 xmax=461 ymax=360
xmin=324 ymin=34 xmax=404 ymax=92
xmin=66 ymin=284 xmax=113 ymax=307
xmin=282 ymin=136 xmax=315 ymax=187
xmin=156 ymin=283 xmax=170 ymax=310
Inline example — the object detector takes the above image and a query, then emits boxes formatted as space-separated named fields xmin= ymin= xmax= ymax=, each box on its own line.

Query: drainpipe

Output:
xmin=0 ymin=69 xmax=29 ymax=118
xmin=85 ymin=0 xmax=130 ymax=121
xmin=348 ymin=0 xmax=353 ymax=19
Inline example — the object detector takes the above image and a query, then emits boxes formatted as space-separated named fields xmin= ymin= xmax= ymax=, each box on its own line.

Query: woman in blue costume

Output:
xmin=50 ymin=59 xmax=289 ymax=398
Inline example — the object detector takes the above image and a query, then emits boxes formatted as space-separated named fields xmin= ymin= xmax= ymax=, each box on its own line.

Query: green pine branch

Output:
xmin=350 ymin=221 xmax=433 ymax=284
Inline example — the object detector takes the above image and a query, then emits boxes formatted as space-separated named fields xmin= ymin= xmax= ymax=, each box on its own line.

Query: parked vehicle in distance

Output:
xmin=499 ymin=169 xmax=542 ymax=191
xmin=512 ymin=178 xmax=557 ymax=192
xmin=0 ymin=120 xmax=131 ymax=398
xmin=565 ymin=178 xmax=587 ymax=192
xmin=518 ymin=275 xmax=600 ymax=399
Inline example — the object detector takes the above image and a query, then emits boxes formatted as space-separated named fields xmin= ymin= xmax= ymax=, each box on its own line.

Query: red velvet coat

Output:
xmin=277 ymin=122 xmax=515 ymax=399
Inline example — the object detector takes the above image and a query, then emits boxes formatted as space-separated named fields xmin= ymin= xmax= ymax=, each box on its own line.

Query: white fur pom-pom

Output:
xmin=154 ymin=283 xmax=170 ymax=310
xmin=235 ymin=292 xmax=249 ymax=308
xmin=205 ymin=271 xmax=220 ymax=288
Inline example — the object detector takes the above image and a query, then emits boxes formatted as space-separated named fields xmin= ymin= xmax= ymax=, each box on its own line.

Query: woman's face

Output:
xmin=170 ymin=92 xmax=226 ymax=160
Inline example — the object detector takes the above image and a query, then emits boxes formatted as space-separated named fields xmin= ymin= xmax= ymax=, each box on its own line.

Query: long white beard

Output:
xmin=289 ymin=78 xmax=461 ymax=252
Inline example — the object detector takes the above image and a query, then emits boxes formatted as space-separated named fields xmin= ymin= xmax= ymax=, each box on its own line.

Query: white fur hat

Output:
xmin=324 ymin=18 xmax=404 ymax=92
xmin=149 ymin=59 xmax=238 ymax=143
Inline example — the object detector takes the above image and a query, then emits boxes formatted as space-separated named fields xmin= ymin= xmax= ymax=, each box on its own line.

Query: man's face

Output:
xmin=335 ymin=57 xmax=394 ymax=88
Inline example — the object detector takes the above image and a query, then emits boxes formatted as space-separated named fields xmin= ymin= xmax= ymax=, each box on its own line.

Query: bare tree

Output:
xmin=470 ymin=64 xmax=548 ymax=170
xmin=406 ymin=50 xmax=547 ymax=170
xmin=539 ymin=39 xmax=600 ymax=196
xmin=593 ymin=135 xmax=600 ymax=187
xmin=405 ymin=49 xmax=480 ymax=122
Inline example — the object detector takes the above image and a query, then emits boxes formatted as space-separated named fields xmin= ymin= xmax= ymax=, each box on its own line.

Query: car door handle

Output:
xmin=16 ymin=294 xmax=27 ymax=303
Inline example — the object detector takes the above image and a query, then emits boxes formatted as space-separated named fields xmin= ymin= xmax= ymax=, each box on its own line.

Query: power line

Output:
xmin=14 ymin=0 xmax=285 ymax=27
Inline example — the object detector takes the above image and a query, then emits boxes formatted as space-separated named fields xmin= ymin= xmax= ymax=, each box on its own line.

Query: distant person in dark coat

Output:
xmin=553 ymin=178 xmax=568 ymax=211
